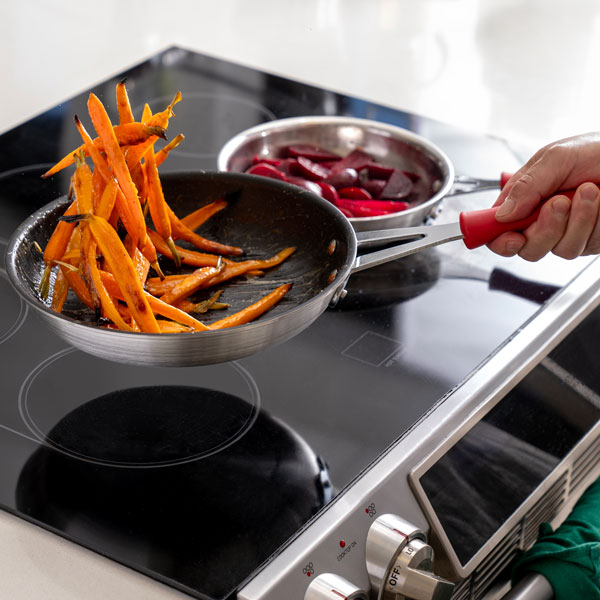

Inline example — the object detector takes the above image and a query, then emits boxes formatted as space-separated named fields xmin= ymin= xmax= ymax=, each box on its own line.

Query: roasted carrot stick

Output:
xmin=143 ymin=247 xmax=295 ymax=295
xmin=96 ymin=178 xmax=119 ymax=221
xmin=41 ymin=123 xmax=167 ymax=179
xmin=87 ymin=94 xmax=147 ymax=248
xmin=210 ymin=284 xmax=292 ymax=330
xmin=39 ymin=198 xmax=79 ymax=299
xmin=167 ymin=203 xmax=243 ymax=256
xmin=116 ymin=79 xmax=135 ymax=125
xmin=206 ymin=247 xmax=297 ymax=287
xmin=125 ymin=92 xmax=182 ymax=167
xmin=99 ymin=271 xmax=211 ymax=331
xmin=73 ymin=153 xmax=101 ymax=313
xmin=159 ymin=265 xmax=221 ymax=306
xmin=81 ymin=214 xmax=160 ymax=333
xmin=50 ymin=267 xmax=69 ymax=313
xmin=154 ymin=133 xmax=185 ymax=167
xmin=74 ymin=115 xmax=141 ymax=246
xmin=83 ymin=232 xmax=132 ymax=331
xmin=63 ymin=268 xmax=95 ymax=310
xmin=147 ymin=229 xmax=228 ymax=267
xmin=180 ymin=199 xmax=228 ymax=230
xmin=145 ymin=148 xmax=181 ymax=268
xmin=156 ymin=321 xmax=193 ymax=333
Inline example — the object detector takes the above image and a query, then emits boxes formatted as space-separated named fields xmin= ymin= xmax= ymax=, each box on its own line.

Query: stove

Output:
xmin=2 ymin=47 xmax=600 ymax=600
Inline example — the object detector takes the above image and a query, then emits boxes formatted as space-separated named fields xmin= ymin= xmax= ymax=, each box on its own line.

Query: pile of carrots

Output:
xmin=39 ymin=82 xmax=294 ymax=334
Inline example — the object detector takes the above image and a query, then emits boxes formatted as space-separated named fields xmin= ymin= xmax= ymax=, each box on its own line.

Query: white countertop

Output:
xmin=2 ymin=1 xmax=600 ymax=598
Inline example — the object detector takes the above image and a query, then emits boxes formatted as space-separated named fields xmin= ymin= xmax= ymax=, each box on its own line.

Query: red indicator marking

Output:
xmin=365 ymin=508 xmax=369 ymax=514
xmin=330 ymin=590 xmax=347 ymax=599
xmin=307 ymin=571 xmax=311 ymax=577
xmin=339 ymin=540 xmax=346 ymax=548
xmin=392 ymin=528 xmax=408 ymax=539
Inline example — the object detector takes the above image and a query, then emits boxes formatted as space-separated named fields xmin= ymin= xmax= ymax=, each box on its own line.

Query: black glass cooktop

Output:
xmin=0 ymin=47 xmax=594 ymax=600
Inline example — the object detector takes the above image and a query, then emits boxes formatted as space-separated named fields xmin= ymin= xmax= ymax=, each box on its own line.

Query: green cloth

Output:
xmin=512 ymin=477 xmax=600 ymax=599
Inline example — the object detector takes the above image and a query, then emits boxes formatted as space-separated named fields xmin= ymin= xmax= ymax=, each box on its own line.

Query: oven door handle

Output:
xmin=501 ymin=572 xmax=554 ymax=600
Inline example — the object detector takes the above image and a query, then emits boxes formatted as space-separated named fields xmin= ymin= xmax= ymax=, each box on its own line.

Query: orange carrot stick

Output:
xmin=154 ymin=133 xmax=185 ymax=167
xmin=87 ymin=93 xmax=147 ymax=248
xmin=50 ymin=267 xmax=70 ymax=313
xmin=116 ymin=79 xmax=135 ymax=125
xmin=180 ymin=199 xmax=228 ymax=230
xmin=99 ymin=271 xmax=211 ymax=331
xmin=39 ymin=198 xmax=79 ymax=299
xmin=84 ymin=214 xmax=160 ymax=333
xmin=144 ymin=148 xmax=181 ymax=268
xmin=41 ymin=123 xmax=167 ymax=179
xmin=159 ymin=266 xmax=221 ymax=305
xmin=210 ymin=284 xmax=292 ymax=329
xmin=147 ymin=229 xmax=228 ymax=267
xmin=167 ymin=203 xmax=243 ymax=256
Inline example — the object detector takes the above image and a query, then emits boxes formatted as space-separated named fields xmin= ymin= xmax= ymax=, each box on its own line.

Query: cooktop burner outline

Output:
xmin=133 ymin=90 xmax=277 ymax=159
xmin=18 ymin=348 xmax=262 ymax=468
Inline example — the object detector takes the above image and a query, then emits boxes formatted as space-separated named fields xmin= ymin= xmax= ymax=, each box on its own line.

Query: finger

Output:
xmin=487 ymin=232 xmax=526 ymax=257
xmin=518 ymin=195 xmax=571 ymax=262
xmin=495 ymin=146 xmax=575 ymax=222
xmin=552 ymin=183 xmax=599 ymax=259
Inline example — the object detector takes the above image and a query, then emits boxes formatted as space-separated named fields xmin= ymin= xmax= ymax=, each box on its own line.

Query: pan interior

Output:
xmin=9 ymin=172 xmax=355 ymax=329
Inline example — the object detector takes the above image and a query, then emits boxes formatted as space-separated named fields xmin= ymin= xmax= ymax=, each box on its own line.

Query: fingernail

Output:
xmin=552 ymin=196 xmax=570 ymax=217
xmin=496 ymin=198 xmax=515 ymax=218
xmin=580 ymin=184 xmax=598 ymax=202
xmin=505 ymin=240 xmax=524 ymax=255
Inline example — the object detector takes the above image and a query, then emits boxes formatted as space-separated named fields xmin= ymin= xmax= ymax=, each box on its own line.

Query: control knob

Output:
xmin=304 ymin=573 xmax=368 ymax=600
xmin=366 ymin=514 xmax=454 ymax=600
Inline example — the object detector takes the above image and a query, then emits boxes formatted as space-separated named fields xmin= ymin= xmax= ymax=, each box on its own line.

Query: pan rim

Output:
xmin=216 ymin=114 xmax=456 ymax=225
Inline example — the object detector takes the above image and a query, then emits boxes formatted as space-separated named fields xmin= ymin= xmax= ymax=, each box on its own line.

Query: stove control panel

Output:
xmin=365 ymin=514 xmax=454 ymax=600
xmin=304 ymin=573 xmax=368 ymax=599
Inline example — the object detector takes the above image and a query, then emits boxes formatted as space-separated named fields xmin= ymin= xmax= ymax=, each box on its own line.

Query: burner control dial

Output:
xmin=365 ymin=514 xmax=454 ymax=600
xmin=304 ymin=573 xmax=368 ymax=600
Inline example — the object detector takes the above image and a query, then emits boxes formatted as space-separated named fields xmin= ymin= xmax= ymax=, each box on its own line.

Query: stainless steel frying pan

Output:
xmin=6 ymin=172 xmax=537 ymax=367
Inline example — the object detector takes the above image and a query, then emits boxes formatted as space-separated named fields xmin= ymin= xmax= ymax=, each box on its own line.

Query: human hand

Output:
xmin=488 ymin=132 xmax=600 ymax=261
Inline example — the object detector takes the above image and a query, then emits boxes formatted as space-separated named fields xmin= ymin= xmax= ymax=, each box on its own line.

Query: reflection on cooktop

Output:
xmin=16 ymin=383 xmax=332 ymax=599
xmin=136 ymin=91 xmax=277 ymax=159
xmin=335 ymin=249 xmax=441 ymax=310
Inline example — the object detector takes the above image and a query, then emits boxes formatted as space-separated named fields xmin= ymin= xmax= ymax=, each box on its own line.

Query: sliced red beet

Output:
xmin=402 ymin=170 xmax=420 ymax=182
xmin=337 ymin=207 xmax=355 ymax=218
xmin=366 ymin=163 xmax=395 ymax=179
xmin=246 ymin=162 xmax=288 ymax=181
xmin=335 ymin=199 xmax=394 ymax=218
xmin=338 ymin=196 xmax=409 ymax=213
xmin=285 ymin=144 xmax=341 ymax=162
xmin=252 ymin=154 xmax=280 ymax=166
xmin=275 ymin=158 xmax=300 ymax=176
xmin=324 ymin=167 xmax=359 ymax=189
xmin=334 ymin=149 xmax=373 ymax=171
xmin=286 ymin=176 xmax=323 ymax=197
xmin=316 ymin=181 xmax=340 ymax=204
xmin=337 ymin=186 xmax=373 ymax=200
xmin=295 ymin=156 xmax=331 ymax=181
xmin=362 ymin=179 xmax=387 ymax=199
xmin=381 ymin=169 xmax=413 ymax=200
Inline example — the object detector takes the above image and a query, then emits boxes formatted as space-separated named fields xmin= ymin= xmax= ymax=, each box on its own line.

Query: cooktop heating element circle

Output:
xmin=18 ymin=348 xmax=261 ymax=467
xmin=134 ymin=91 xmax=277 ymax=159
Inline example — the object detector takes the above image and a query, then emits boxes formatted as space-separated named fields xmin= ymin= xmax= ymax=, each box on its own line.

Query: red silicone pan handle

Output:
xmin=461 ymin=182 xmax=579 ymax=250
xmin=459 ymin=206 xmax=542 ymax=249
